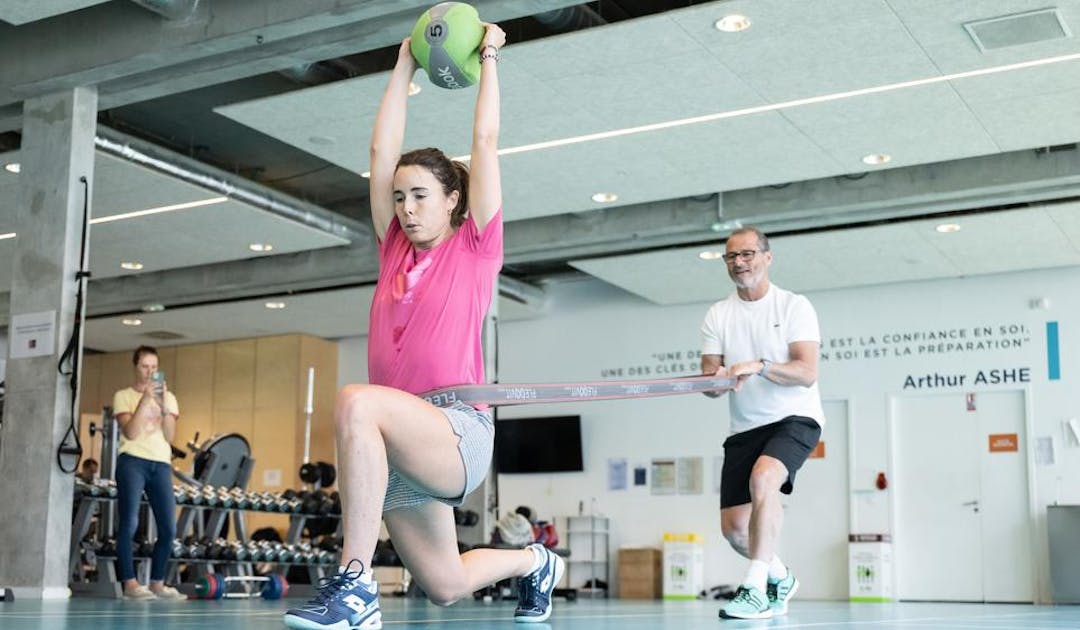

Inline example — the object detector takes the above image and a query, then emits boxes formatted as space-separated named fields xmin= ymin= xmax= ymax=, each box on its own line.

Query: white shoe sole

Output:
xmin=720 ymin=607 xmax=773 ymax=620
xmin=282 ymin=612 xmax=382 ymax=630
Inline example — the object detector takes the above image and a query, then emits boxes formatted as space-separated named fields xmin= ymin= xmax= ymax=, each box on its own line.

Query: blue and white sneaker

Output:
xmin=514 ymin=544 xmax=565 ymax=623
xmin=283 ymin=560 xmax=381 ymax=630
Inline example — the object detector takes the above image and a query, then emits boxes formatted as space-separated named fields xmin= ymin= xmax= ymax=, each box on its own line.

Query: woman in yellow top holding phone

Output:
xmin=111 ymin=345 xmax=185 ymax=601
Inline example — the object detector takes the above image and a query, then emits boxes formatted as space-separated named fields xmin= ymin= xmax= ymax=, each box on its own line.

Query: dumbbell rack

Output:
xmin=69 ymin=484 xmax=345 ymax=599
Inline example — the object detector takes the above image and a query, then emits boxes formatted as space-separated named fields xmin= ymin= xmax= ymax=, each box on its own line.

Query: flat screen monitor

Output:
xmin=495 ymin=415 xmax=583 ymax=473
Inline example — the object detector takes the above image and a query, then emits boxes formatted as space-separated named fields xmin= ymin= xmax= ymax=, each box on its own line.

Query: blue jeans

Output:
xmin=116 ymin=453 xmax=176 ymax=582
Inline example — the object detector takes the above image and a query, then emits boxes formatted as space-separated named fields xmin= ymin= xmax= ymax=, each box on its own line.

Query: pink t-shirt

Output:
xmin=368 ymin=210 xmax=503 ymax=395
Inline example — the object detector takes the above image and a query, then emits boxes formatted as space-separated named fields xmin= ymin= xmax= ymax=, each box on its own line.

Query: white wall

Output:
xmin=337 ymin=266 xmax=1079 ymax=601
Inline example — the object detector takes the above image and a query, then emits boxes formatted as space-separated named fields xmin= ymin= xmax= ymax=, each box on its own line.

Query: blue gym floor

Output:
xmin=2 ymin=598 xmax=1079 ymax=630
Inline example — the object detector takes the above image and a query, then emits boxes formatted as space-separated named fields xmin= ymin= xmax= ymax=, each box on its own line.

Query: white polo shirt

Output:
xmin=701 ymin=284 xmax=825 ymax=434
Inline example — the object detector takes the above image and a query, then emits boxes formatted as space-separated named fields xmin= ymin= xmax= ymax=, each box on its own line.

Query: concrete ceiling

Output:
xmin=0 ymin=149 xmax=351 ymax=292
xmin=219 ymin=0 xmax=1080 ymax=221
xmin=571 ymin=203 xmax=1080 ymax=305
xmin=2 ymin=0 xmax=1080 ymax=350
xmin=0 ymin=0 xmax=110 ymax=26
xmin=84 ymin=284 xmax=545 ymax=352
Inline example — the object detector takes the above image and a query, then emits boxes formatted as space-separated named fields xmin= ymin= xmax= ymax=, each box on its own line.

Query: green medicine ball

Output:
xmin=410 ymin=2 xmax=485 ymax=90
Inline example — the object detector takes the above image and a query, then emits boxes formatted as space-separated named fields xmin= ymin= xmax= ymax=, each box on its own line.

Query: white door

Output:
xmin=779 ymin=399 xmax=849 ymax=599
xmin=975 ymin=391 xmax=1034 ymax=602
xmin=892 ymin=390 xmax=1032 ymax=602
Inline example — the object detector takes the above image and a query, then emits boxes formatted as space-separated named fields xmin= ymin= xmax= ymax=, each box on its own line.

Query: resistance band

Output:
xmin=421 ymin=374 xmax=736 ymax=407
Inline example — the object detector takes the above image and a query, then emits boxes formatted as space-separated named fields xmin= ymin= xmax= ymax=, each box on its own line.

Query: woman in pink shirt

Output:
xmin=284 ymin=23 xmax=563 ymax=630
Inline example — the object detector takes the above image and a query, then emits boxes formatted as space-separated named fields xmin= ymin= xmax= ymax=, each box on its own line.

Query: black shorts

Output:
xmin=720 ymin=416 xmax=821 ymax=508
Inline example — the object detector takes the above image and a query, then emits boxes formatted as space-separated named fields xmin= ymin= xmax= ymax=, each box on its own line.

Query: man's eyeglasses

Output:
xmin=722 ymin=249 xmax=762 ymax=264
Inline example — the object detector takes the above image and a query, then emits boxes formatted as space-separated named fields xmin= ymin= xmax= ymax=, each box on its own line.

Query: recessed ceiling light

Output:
xmin=265 ymin=301 xmax=286 ymax=310
xmin=122 ymin=317 xmax=143 ymax=326
xmin=715 ymin=15 xmax=751 ymax=32
xmin=4 ymin=162 xmax=20 ymax=174
xmin=699 ymin=250 xmax=726 ymax=261
xmin=710 ymin=219 xmax=743 ymax=233
xmin=862 ymin=153 xmax=892 ymax=166
xmin=936 ymin=223 xmax=962 ymax=233
xmin=309 ymin=135 xmax=336 ymax=146
xmin=142 ymin=303 xmax=165 ymax=313
xmin=120 ymin=261 xmax=144 ymax=270
xmin=0 ymin=232 xmax=15 ymax=240
xmin=408 ymin=82 xmax=422 ymax=96
xmin=591 ymin=192 xmax=618 ymax=203
xmin=91 ymin=197 xmax=227 ymax=224
xmin=249 ymin=243 xmax=273 ymax=252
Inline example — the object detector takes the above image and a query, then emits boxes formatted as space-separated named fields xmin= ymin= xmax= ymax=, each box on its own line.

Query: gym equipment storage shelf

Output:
xmin=565 ymin=515 xmax=609 ymax=598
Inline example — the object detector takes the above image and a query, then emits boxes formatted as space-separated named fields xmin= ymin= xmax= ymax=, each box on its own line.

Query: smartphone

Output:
xmin=151 ymin=370 xmax=165 ymax=384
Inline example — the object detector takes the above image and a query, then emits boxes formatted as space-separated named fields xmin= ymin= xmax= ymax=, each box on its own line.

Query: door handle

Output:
xmin=962 ymin=500 xmax=980 ymax=513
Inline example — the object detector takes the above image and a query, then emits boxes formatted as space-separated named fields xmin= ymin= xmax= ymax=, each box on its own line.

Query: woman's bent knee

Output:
xmin=336 ymin=385 xmax=380 ymax=432
xmin=426 ymin=585 xmax=466 ymax=607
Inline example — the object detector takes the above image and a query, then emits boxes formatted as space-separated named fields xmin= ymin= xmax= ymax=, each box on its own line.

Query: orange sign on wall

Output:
xmin=988 ymin=433 xmax=1019 ymax=453
xmin=809 ymin=441 xmax=826 ymax=459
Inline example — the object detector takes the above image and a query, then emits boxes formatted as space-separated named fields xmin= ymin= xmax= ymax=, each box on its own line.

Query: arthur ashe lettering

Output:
xmin=420 ymin=375 xmax=735 ymax=407
xmin=902 ymin=367 xmax=1030 ymax=389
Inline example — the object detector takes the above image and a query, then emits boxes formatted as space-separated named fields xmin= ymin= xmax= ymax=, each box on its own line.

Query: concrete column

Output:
xmin=0 ymin=87 xmax=97 ymax=599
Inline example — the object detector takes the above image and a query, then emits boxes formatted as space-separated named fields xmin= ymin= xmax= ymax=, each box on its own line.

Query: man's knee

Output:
xmin=749 ymin=459 xmax=787 ymax=498
xmin=721 ymin=514 xmax=750 ymax=552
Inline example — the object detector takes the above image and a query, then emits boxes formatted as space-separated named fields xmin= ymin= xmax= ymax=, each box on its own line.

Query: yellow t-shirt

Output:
xmin=113 ymin=387 xmax=180 ymax=464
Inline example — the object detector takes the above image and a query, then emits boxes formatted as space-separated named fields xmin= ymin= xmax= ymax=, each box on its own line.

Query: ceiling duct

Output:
xmin=94 ymin=127 xmax=366 ymax=243
xmin=129 ymin=0 xmax=201 ymax=21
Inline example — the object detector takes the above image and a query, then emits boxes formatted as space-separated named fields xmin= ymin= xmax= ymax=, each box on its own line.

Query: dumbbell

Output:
xmin=99 ymin=539 xmax=117 ymax=557
xmin=185 ymin=486 xmax=205 ymax=506
xmin=229 ymin=488 xmax=250 ymax=509
xmin=74 ymin=479 xmax=94 ymax=497
xmin=206 ymin=539 xmax=228 ymax=560
xmin=215 ymin=488 xmax=235 ymax=508
xmin=194 ymin=574 xmax=289 ymax=600
xmin=258 ymin=492 xmax=278 ymax=511
xmin=136 ymin=539 xmax=155 ymax=558
xmin=274 ymin=494 xmax=294 ymax=512
xmin=226 ymin=542 xmax=250 ymax=561
xmin=250 ymin=542 xmax=272 ymax=561
xmin=200 ymin=487 xmax=221 ymax=507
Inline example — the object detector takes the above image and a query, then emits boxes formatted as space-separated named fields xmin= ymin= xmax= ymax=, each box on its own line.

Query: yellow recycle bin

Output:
xmin=663 ymin=533 xmax=704 ymax=600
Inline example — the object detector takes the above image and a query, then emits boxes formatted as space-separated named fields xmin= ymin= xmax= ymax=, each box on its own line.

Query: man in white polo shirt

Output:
xmin=700 ymin=226 xmax=824 ymax=620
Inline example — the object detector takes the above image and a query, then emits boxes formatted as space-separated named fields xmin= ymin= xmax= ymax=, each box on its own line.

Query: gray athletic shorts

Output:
xmin=383 ymin=400 xmax=494 ymax=512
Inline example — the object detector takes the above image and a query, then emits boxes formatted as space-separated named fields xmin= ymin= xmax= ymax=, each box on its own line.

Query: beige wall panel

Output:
xmin=250 ymin=408 xmax=297 ymax=495
xmin=78 ymin=354 xmax=104 ymax=461
xmin=155 ymin=346 xmax=177 ymax=388
xmin=79 ymin=353 xmax=103 ymax=416
xmin=213 ymin=339 xmax=255 ymax=412
xmin=98 ymin=351 xmax=133 ymax=413
xmin=255 ymin=335 xmax=299 ymax=412
xmin=210 ymin=409 xmax=254 ymax=445
xmin=173 ymin=344 xmax=216 ymax=450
